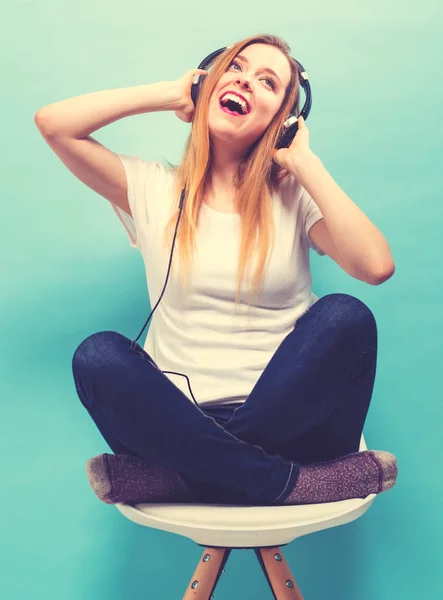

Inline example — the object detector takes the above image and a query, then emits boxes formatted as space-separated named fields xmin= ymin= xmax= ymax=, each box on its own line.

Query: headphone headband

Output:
xmin=190 ymin=46 xmax=312 ymax=149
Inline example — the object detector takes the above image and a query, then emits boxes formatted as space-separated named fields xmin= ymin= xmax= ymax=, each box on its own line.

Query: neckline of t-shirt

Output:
xmin=201 ymin=194 xmax=277 ymax=218
xmin=201 ymin=202 xmax=241 ymax=218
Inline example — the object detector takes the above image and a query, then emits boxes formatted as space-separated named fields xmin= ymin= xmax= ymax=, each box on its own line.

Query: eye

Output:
xmin=229 ymin=60 xmax=276 ymax=90
xmin=263 ymin=75 xmax=276 ymax=90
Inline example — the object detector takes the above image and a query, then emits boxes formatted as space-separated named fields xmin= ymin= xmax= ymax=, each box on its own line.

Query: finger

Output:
xmin=192 ymin=71 xmax=208 ymax=84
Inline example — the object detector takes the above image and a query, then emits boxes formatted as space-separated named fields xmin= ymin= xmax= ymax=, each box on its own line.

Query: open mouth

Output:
xmin=218 ymin=93 xmax=251 ymax=117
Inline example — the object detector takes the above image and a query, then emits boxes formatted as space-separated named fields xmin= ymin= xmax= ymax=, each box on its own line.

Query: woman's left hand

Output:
xmin=272 ymin=116 xmax=313 ymax=172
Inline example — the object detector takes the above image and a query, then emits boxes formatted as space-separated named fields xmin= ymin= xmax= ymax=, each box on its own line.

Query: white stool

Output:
xmin=115 ymin=434 xmax=375 ymax=599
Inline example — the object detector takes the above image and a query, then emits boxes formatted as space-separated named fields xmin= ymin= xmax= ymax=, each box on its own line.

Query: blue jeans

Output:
xmin=72 ymin=293 xmax=377 ymax=506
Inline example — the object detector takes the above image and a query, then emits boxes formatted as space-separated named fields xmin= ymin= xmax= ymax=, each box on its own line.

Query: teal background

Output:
xmin=2 ymin=1 xmax=442 ymax=598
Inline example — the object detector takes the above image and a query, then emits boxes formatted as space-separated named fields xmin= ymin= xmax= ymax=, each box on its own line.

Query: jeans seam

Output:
xmin=196 ymin=406 xmax=294 ymax=499
xmin=269 ymin=461 xmax=295 ymax=503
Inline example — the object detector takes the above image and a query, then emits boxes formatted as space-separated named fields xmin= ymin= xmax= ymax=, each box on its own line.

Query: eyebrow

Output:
xmin=236 ymin=54 xmax=283 ymax=86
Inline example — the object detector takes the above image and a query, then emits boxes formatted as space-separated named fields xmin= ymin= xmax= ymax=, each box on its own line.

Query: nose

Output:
xmin=235 ymin=74 xmax=252 ymax=92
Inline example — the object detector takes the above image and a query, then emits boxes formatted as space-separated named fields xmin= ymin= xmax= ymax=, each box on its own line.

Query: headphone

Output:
xmin=130 ymin=46 xmax=312 ymax=410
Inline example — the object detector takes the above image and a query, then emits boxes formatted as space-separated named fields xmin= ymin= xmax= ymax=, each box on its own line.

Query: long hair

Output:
xmin=163 ymin=34 xmax=301 ymax=313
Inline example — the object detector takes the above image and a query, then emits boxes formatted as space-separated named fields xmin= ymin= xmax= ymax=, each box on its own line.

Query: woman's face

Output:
xmin=207 ymin=43 xmax=292 ymax=151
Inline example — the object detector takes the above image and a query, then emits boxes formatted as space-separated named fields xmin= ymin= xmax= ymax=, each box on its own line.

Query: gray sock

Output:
xmin=283 ymin=450 xmax=398 ymax=505
xmin=86 ymin=453 xmax=195 ymax=504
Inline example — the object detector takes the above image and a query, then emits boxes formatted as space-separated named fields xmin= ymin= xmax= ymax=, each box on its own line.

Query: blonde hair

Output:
xmin=163 ymin=34 xmax=301 ymax=313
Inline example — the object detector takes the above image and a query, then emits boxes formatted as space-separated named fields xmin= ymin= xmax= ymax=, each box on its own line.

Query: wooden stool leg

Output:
xmin=255 ymin=546 xmax=305 ymax=600
xmin=182 ymin=547 xmax=232 ymax=600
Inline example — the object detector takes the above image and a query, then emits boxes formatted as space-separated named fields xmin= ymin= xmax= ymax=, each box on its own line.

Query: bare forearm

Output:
xmin=34 ymin=80 xmax=180 ymax=139
xmin=290 ymin=152 xmax=395 ymax=279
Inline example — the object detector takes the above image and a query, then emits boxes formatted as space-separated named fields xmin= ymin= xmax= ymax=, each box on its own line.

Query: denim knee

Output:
xmin=320 ymin=293 xmax=376 ymax=333
xmin=72 ymin=330 xmax=123 ymax=374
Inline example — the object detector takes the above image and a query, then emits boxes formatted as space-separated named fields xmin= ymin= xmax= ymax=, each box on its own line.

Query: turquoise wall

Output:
xmin=2 ymin=1 xmax=442 ymax=598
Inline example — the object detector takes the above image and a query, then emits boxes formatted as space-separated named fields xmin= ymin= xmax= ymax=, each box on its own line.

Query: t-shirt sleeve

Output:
xmin=300 ymin=187 xmax=326 ymax=256
xmin=109 ymin=153 xmax=163 ymax=250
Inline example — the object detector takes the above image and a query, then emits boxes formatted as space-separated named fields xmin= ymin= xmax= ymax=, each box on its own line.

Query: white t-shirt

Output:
xmin=110 ymin=153 xmax=325 ymax=408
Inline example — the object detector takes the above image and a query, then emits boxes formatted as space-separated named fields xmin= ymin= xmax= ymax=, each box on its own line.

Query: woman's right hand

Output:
xmin=172 ymin=69 xmax=208 ymax=123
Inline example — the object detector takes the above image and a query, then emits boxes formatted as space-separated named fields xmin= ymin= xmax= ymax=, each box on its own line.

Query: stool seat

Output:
xmin=116 ymin=492 xmax=375 ymax=548
xmin=115 ymin=435 xmax=375 ymax=548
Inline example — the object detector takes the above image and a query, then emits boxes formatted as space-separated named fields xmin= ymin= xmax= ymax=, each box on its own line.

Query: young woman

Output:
xmin=35 ymin=34 xmax=397 ymax=506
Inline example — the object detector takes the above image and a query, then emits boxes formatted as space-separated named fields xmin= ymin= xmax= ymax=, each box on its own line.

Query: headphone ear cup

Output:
xmin=191 ymin=46 xmax=228 ymax=106
xmin=275 ymin=115 xmax=299 ymax=150
xmin=191 ymin=73 xmax=207 ymax=107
